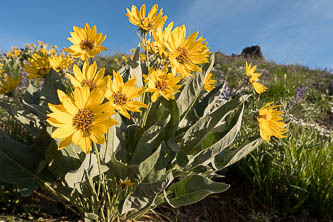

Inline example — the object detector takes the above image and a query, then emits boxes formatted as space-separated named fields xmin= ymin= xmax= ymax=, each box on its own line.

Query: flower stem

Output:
xmin=92 ymin=142 xmax=103 ymax=198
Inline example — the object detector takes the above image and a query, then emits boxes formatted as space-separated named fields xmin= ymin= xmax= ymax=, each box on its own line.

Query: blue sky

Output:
xmin=1 ymin=0 xmax=332 ymax=69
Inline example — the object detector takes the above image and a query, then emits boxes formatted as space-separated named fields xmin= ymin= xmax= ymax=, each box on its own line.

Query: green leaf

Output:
xmin=0 ymin=102 xmax=42 ymax=136
xmin=107 ymin=143 xmax=163 ymax=183
xmin=129 ymin=45 xmax=143 ymax=89
xmin=119 ymin=173 xmax=174 ymax=215
xmin=131 ymin=125 xmax=163 ymax=165
xmin=64 ymin=153 xmax=107 ymax=194
xmin=47 ymin=139 xmax=83 ymax=179
xmin=0 ymin=130 xmax=44 ymax=196
xmin=214 ymin=136 xmax=263 ymax=169
xmin=39 ymin=70 xmax=66 ymax=105
xmin=176 ymin=54 xmax=215 ymax=120
xmin=162 ymin=99 xmax=180 ymax=140
xmin=84 ymin=212 xmax=99 ymax=222
xmin=181 ymin=94 xmax=249 ymax=155
xmin=185 ymin=103 xmax=245 ymax=170
xmin=165 ymin=174 xmax=229 ymax=208
xmin=192 ymin=83 xmax=225 ymax=119
xmin=99 ymin=113 xmax=122 ymax=164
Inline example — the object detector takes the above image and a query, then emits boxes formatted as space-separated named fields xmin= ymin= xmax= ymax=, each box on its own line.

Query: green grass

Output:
xmin=212 ymin=53 xmax=333 ymax=219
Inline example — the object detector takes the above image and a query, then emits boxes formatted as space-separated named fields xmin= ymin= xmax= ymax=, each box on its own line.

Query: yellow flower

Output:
xmin=126 ymin=4 xmax=167 ymax=34
xmin=152 ymin=21 xmax=174 ymax=58
xmin=49 ymin=48 xmax=56 ymax=55
xmin=38 ymin=40 xmax=43 ymax=46
xmin=121 ymin=55 xmax=128 ymax=63
xmin=49 ymin=54 xmax=74 ymax=72
xmin=40 ymin=45 xmax=48 ymax=55
xmin=204 ymin=73 xmax=216 ymax=92
xmin=144 ymin=68 xmax=182 ymax=102
xmin=166 ymin=25 xmax=210 ymax=78
xmin=139 ymin=54 xmax=147 ymax=62
xmin=0 ymin=74 xmax=21 ymax=95
xmin=245 ymin=62 xmax=267 ymax=94
xmin=14 ymin=49 xmax=20 ymax=57
xmin=0 ymin=64 xmax=3 ymax=74
xmin=106 ymin=71 xmax=147 ymax=119
xmin=53 ymin=45 xmax=58 ymax=49
xmin=47 ymin=87 xmax=117 ymax=154
xmin=24 ymin=53 xmax=51 ymax=79
xmin=130 ymin=48 xmax=135 ymax=53
xmin=25 ymin=43 xmax=31 ymax=48
xmin=65 ymin=23 xmax=108 ymax=60
xmin=119 ymin=179 xmax=135 ymax=189
xmin=66 ymin=61 xmax=108 ymax=91
xmin=257 ymin=102 xmax=287 ymax=142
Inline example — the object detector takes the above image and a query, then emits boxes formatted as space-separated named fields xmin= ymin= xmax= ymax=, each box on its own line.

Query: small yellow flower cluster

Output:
xmin=126 ymin=3 xmax=211 ymax=79
xmin=7 ymin=46 xmax=21 ymax=58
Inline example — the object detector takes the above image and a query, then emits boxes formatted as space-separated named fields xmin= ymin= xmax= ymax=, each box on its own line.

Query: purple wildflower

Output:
xmin=295 ymin=85 xmax=306 ymax=103
xmin=223 ymin=81 xmax=231 ymax=98
xmin=217 ymin=72 xmax=223 ymax=85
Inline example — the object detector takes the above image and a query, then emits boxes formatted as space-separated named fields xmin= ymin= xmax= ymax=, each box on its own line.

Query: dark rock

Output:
xmin=241 ymin=45 xmax=264 ymax=59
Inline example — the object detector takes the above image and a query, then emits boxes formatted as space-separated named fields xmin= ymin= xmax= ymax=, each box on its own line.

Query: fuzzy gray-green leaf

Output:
xmin=165 ymin=174 xmax=229 ymax=208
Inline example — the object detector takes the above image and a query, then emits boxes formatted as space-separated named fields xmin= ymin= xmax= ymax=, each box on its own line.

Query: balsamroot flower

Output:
xmin=257 ymin=102 xmax=287 ymax=142
xmin=0 ymin=64 xmax=3 ymax=74
xmin=144 ymin=68 xmax=182 ymax=102
xmin=106 ymin=71 xmax=147 ymax=119
xmin=126 ymin=4 xmax=167 ymax=34
xmin=49 ymin=54 xmax=74 ymax=72
xmin=24 ymin=53 xmax=51 ymax=79
xmin=65 ymin=23 xmax=107 ymax=60
xmin=0 ymin=74 xmax=21 ymax=95
xmin=152 ymin=21 xmax=174 ymax=58
xmin=166 ymin=25 xmax=210 ymax=78
xmin=204 ymin=73 xmax=216 ymax=92
xmin=47 ymin=87 xmax=117 ymax=154
xmin=66 ymin=61 xmax=108 ymax=91
xmin=245 ymin=62 xmax=267 ymax=94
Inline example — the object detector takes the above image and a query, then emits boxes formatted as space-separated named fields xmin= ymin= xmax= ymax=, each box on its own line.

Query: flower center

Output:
xmin=258 ymin=114 xmax=267 ymax=120
xmin=37 ymin=68 xmax=49 ymax=76
xmin=73 ymin=108 xmax=94 ymax=132
xmin=113 ymin=92 xmax=127 ymax=106
xmin=80 ymin=40 xmax=94 ymax=51
xmin=81 ymin=79 xmax=96 ymax=90
xmin=176 ymin=47 xmax=189 ymax=64
xmin=140 ymin=18 xmax=153 ymax=31
xmin=156 ymin=80 xmax=167 ymax=91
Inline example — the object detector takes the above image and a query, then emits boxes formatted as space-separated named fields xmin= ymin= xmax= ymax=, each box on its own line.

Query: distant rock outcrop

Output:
xmin=214 ymin=45 xmax=264 ymax=61
xmin=241 ymin=45 xmax=263 ymax=59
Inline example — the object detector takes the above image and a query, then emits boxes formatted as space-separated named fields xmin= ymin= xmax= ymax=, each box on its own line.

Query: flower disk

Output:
xmin=106 ymin=71 xmax=147 ymax=119
xmin=47 ymin=87 xmax=118 ymax=154
xmin=144 ymin=68 xmax=182 ymax=102
xmin=65 ymin=23 xmax=108 ymax=61
xmin=257 ymin=102 xmax=287 ymax=142
xmin=24 ymin=53 xmax=51 ymax=79
xmin=126 ymin=4 xmax=167 ymax=34
xmin=245 ymin=62 xmax=267 ymax=94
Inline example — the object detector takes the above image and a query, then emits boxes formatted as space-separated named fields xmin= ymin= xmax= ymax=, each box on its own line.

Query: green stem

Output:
xmin=92 ymin=142 xmax=103 ymax=198
xmin=141 ymin=101 xmax=152 ymax=129
xmin=145 ymin=33 xmax=150 ymax=72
